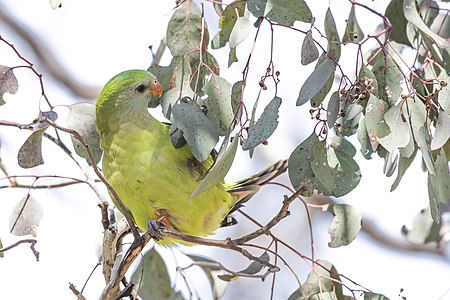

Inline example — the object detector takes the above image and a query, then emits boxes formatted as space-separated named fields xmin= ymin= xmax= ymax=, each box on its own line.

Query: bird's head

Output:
xmin=96 ymin=70 xmax=163 ymax=140
xmin=97 ymin=70 xmax=162 ymax=109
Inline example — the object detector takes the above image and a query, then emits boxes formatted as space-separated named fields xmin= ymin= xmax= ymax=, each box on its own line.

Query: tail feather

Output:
xmin=226 ymin=160 xmax=288 ymax=214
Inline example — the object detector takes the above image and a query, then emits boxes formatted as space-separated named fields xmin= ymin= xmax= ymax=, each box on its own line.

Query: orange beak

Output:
xmin=151 ymin=81 xmax=163 ymax=97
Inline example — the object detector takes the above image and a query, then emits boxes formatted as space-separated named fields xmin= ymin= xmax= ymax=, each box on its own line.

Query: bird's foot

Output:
xmin=146 ymin=219 xmax=166 ymax=241
xmin=220 ymin=215 xmax=238 ymax=228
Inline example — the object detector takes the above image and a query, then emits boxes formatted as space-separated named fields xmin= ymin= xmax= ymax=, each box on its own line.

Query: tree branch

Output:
xmin=0 ymin=238 xmax=39 ymax=261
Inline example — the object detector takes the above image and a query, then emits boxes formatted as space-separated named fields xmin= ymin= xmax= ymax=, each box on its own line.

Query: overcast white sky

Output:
xmin=0 ymin=1 xmax=449 ymax=299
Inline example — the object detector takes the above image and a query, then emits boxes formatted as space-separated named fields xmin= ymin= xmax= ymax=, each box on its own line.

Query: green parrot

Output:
xmin=96 ymin=69 xmax=287 ymax=245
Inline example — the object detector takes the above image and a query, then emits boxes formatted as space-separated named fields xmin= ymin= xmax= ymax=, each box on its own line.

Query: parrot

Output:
xmin=95 ymin=69 xmax=287 ymax=245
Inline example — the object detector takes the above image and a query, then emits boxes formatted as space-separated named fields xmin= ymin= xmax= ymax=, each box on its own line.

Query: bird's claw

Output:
xmin=146 ymin=219 xmax=165 ymax=241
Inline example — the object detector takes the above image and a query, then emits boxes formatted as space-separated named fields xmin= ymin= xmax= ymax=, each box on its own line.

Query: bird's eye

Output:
xmin=135 ymin=83 xmax=146 ymax=93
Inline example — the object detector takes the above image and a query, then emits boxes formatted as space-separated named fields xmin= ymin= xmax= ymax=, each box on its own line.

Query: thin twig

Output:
xmin=0 ymin=238 xmax=39 ymax=261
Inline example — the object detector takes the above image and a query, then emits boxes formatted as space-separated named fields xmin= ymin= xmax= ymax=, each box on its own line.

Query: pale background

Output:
xmin=0 ymin=0 xmax=449 ymax=299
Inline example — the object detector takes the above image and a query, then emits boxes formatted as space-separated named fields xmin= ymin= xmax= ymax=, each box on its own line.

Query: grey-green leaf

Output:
xmin=264 ymin=0 xmax=312 ymax=26
xmin=229 ymin=17 xmax=252 ymax=49
xmin=190 ymin=133 xmax=239 ymax=198
xmin=326 ymin=141 xmax=361 ymax=197
xmin=297 ymin=59 xmax=335 ymax=106
xmin=242 ymin=96 xmax=282 ymax=150
xmin=323 ymin=203 xmax=362 ymax=247
xmin=372 ymin=55 xmax=403 ymax=105
xmin=357 ymin=118 xmax=374 ymax=159
xmin=131 ymin=248 xmax=176 ymax=300
xmin=187 ymin=254 xmax=229 ymax=299
xmin=327 ymin=91 xmax=340 ymax=128
xmin=390 ymin=147 xmax=417 ymax=192
xmin=212 ymin=2 xmax=245 ymax=49
xmin=288 ymin=133 xmax=320 ymax=196
xmin=364 ymin=292 xmax=390 ymax=300
xmin=403 ymin=0 xmax=450 ymax=49
xmin=166 ymin=1 xmax=205 ymax=56
xmin=325 ymin=8 xmax=341 ymax=62
xmin=427 ymin=149 xmax=450 ymax=223
xmin=310 ymin=140 xmax=334 ymax=192
xmin=200 ymin=76 xmax=234 ymax=135
xmin=378 ymin=104 xmax=412 ymax=152
xmin=365 ymin=94 xmax=390 ymax=151
xmin=0 ymin=65 xmax=18 ymax=106
xmin=430 ymin=111 xmax=450 ymax=150
xmin=17 ymin=127 xmax=47 ymax=168
xmin=218 ymin=252 xmax=269 ymax=281
xmin=301 ymin=31 xmax=319 ymax=65
xmin=66 ymin=102 xmax=102 ymax=165
xmin=172 ymin=102 xmax=219 ymax=161
xmin=342 ymin=5 xmax=364 ymax=44
xmin=9 ymin=195 xmax=43 ymax=237
xmin=301 ymin=260 xmax=344 ymax=298
xmin=402 ymin=207 xmax=442 ymax=244
xmin=385 ymin=0 xmax=411 ymax=47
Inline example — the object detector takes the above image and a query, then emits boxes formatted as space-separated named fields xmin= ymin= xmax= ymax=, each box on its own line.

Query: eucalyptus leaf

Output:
xmin=231 ymin=80 xmax=243 ymax=119
xmin=323 ymin=203 xmax=362 ymax=247
xmin=297 ymin=59 xmax=335 ymax=106
xmin=9 ymin=195 xmax=43 ymax=237
xmin=342 ymin=5 xmax=364 ymax=44
xmin=187 ymin=254 xmax=228 ymax=299
xmin=357 ymin=118 xmax=374 ymax=159
xmin=229 ymin=17 xmax=252 ymax=49
xmin=301 ymin=31 xmax=319 ymax=65
xmin=242 ymin=96 xmax=281 ymax=150
xmin=160 ymin=58 xmax=194 ymax=118
xmin=228 ymin=47 xmax=238 ymax=67
xmin=218 ymin=252 xmax=269 ymax=281
xmin=383 ymin=151 xmax=398 ymax=177
xmin=166 ymin=1 xmax=205 ymax=56
xmin=17 ymin=127 xmax=47 ymax=168
xmin=310 ymin=53 xmax=335 ymax=107
xmin=430 ymin=111 xmax=450 ymax=150
xmin=264 ymin=0 xmax=312 ymax=26
xmin=171 ymin=102 xmax=219 ymax=161
xmin=391 ymin=147 xmax=417 ymax=192
xmin=385 ymin=0 xmax=411 ymax=47
xmin=326 ymin=141 xmax=361 ymax=197
xmin=427 ymin=149 xmax=450 ymax=223
xmin=327 ymin=91 xmax=340 ymax=128
xmin=0 ymin=65 xmax=18 ymax=106
xmin=301 ymin=260 xmax=344 ymax=298
xmin=66 ymin=102 xmax=102 ymax=165
xmin=212 ymin=2 xmax=245 ymax=49
xmin=416 ymin=125 xmax=435 ymax=175
xmin=131 ymin=248 xmax=177 ymax=300
xmin=402 ymin=207 xmax=442 ymax=244
xmin=365 ymin=94 xmax=389 ymax=151
xmin=310 ymin=140 xmax=334 ymax=192
xmin=324 ymin=8 xmax=341 ymax=62
xmin=190 ymin=133 xmax=239 ymax=198
xmin=288 ymin=133 xmax=320 ymax=196
xmin=378 ymin=104 xmax=412 ymax=152
xmin=372 ymin=55 xmax=403 ymax=105
xmin=364 ymin=292 xmax=390 ymax=300
xmin=403 ymin=0 xmax=450 ymax=49
xmin=200 ymin=76 xmax=235 ymax=135
xmin=359 ymin=64 xmax=378 ymax=95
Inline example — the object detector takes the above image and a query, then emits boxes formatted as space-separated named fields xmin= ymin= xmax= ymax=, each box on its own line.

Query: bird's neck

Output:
xmin=97 ymin=102 xmax=160 ymax=149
